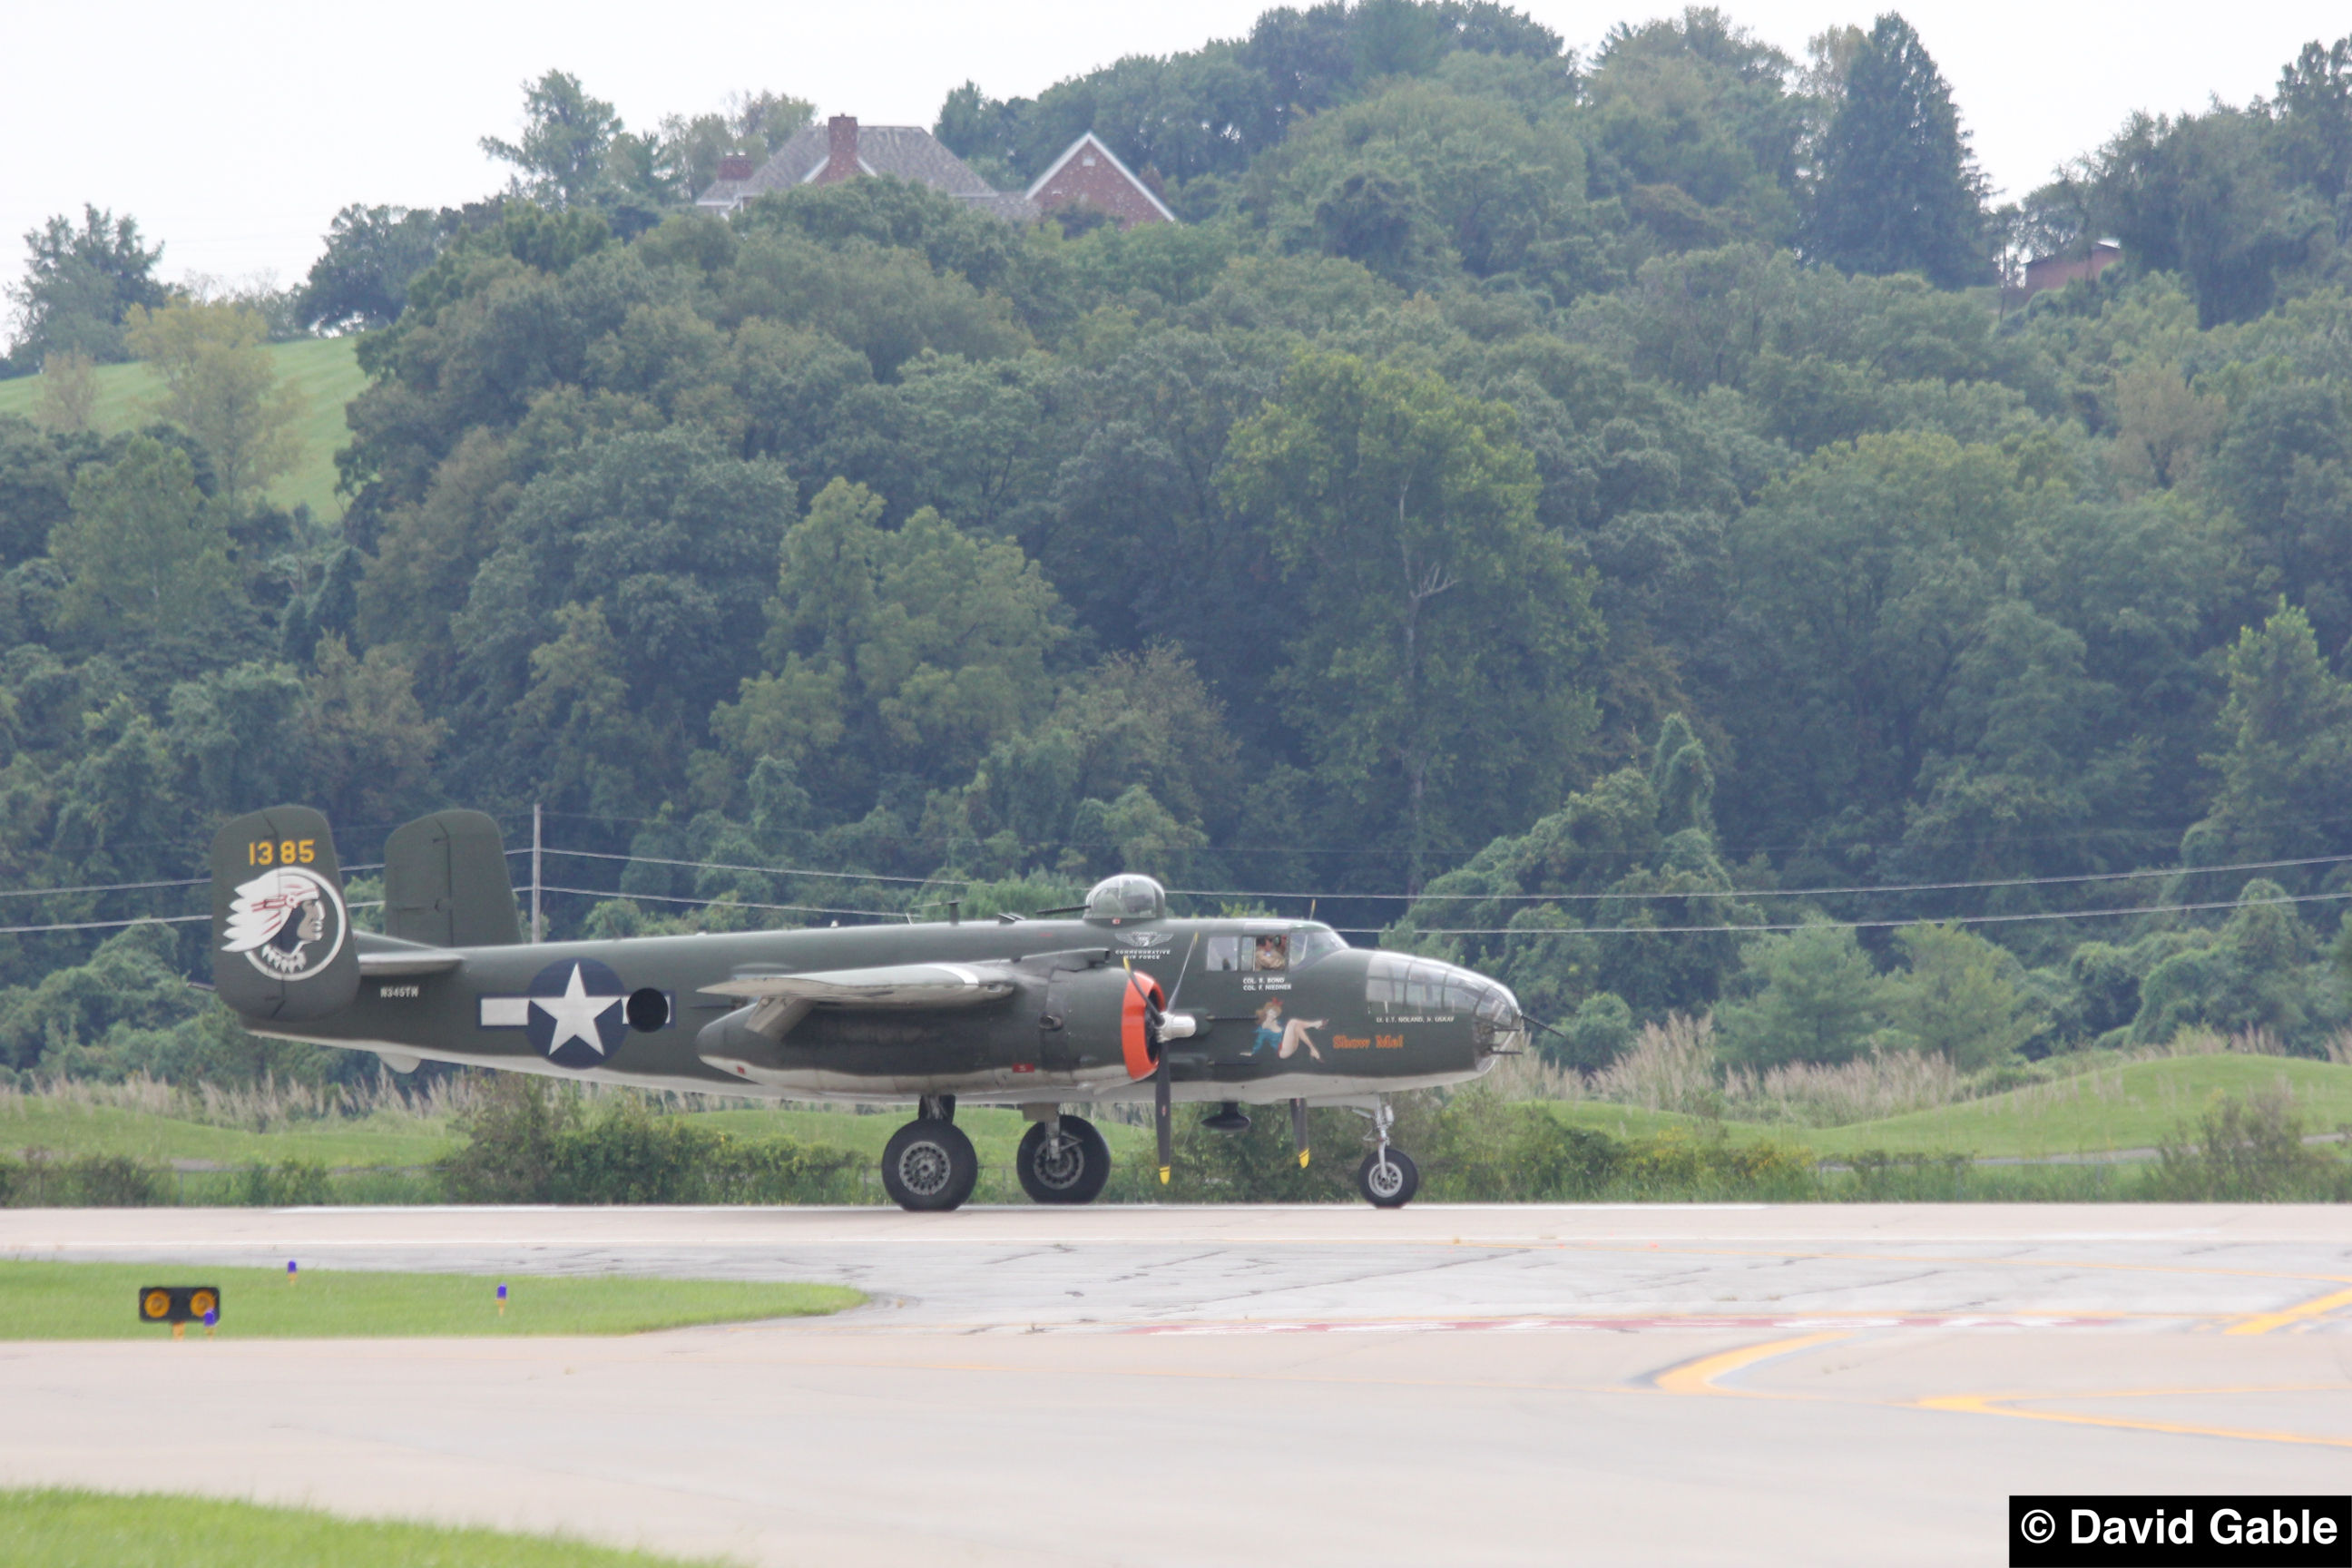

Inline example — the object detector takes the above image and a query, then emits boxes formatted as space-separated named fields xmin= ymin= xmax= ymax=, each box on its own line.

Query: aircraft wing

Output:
xmin=701 ymin=963 xmax=1018 ymax=1009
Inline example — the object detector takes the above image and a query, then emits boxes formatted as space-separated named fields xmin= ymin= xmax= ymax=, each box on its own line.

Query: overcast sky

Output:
xmin=3 ymin=0 xmax=2346 ymax=313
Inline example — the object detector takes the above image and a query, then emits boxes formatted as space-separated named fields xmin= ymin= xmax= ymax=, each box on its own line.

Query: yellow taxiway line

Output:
xmin=2223 ymin=1284 xmax=2352 ymax=1337
xmin=1652 ymin=1331 xmax=1851 ymax=1396
xmin=1916 ymin=1386 xmax=2352 ymax=1450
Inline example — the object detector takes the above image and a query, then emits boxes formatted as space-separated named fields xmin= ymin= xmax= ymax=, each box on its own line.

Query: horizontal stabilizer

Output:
xmin=355 ymin=934 xmax=465 ymax=976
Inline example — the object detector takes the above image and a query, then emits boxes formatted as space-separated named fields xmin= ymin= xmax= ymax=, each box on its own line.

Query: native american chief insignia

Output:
xmin=221 ymin=867 xmax=348 ymax=982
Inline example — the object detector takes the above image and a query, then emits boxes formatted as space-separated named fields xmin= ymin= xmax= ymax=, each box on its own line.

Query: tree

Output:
xmin=1221 ymin=351 xmax=1601 ymax=889
xmin=1714 ymin=924 xmax=1886 ymax=1068
xmin=48 ymin=436 xmax=240 ymax=658
xmin=0 ymin=416 xmax=74 ymax=564
xmin=34 ymin=351 xmax=99 ymax=435
xmin=719 ymin=478 xmax=1068 ymax=813
xmin=2180 ymin=603 xmax=2352 ymax=874
xmin=482 ymin=71 xmax=624 ymax=209
xmin=296 ymin=205 xmax=446 ymax=330
xmin=122 ymin=299 xmax=305 ymax=507
xmin=1883 ymin=922 xmax=2033 ymax=1069
xmin=2270 ymin=34 xmax=2352 ymax=204
xmin=5 ymin=207 xmax=172 ymax=367
xmin=1807 ymin=15 xmax=1988 ymax=286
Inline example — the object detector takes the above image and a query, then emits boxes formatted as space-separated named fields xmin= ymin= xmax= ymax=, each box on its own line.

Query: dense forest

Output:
xmin=5 ymin=4 xmax=2352 ymax=1086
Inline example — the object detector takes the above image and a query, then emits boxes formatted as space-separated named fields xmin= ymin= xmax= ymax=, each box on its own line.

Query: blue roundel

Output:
xmin=524 ymin=959 xmax=629 ymax=1068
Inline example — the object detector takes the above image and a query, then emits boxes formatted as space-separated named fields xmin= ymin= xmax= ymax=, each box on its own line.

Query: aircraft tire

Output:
xmin=1015 ymin=1116 xmax=1112 ymax=1205
xmin=1357 ymin=1148 xmax=1420 ymax=1209
xmin=883 ymin=1118 xmax=980 ymax=1211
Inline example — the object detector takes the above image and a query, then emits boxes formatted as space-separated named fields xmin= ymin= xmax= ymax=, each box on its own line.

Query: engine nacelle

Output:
xmin=1047 ymin=965 xmax=1164 ymax=1081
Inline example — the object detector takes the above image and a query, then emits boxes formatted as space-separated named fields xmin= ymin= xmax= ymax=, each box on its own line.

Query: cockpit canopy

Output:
xmin=1083 ymin=874 xmax=1168 ymax=921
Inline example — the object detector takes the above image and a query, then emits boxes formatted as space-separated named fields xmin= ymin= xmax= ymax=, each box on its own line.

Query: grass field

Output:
xmin=0 ymin=338 xmax=364 ymax=519
xmin=0 ymin=1097 xmax=451 ymax=1169
xmin=0 ymin=1490 xmax=727 ymax=1568
xmin=0 ymin=1260 xmax=860 ymax=1338
xmin=9 ymin=1054 xmax=2351 ymax=1203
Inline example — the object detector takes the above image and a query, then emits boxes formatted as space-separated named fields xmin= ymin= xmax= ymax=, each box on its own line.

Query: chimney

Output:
xmin=819 ymin=115 xmax=860 ymax=183
xmin=716 ymin=153 xmax=755 ymax=181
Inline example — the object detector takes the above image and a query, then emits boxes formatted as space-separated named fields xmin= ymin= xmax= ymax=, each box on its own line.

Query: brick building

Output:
xmin=2020 ymin=240 xmax=2122 ymax=300
xmin=695 ymin=115 xmax=1175 ymax=230
xmin=1024 ymin=132 xmax=1175 ymax=230
xmin=696 ymin=115 xmax=1037 ymax=220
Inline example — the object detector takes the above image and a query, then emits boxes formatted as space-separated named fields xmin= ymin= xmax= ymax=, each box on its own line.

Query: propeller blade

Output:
xmin=1154 ymin=1054 xmax=1172 ymax=1184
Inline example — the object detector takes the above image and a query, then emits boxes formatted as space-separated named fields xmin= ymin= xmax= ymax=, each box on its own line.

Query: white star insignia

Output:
xmin=533 ymin=964 xmax=622 ymax=1055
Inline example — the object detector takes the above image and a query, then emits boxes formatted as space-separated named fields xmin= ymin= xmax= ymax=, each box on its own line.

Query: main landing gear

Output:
xmin=881 ymin=1095 xmax=979 ymax=1211
xmin=879 ymin=1099 xmax=1115 ymax=1210
xmin=1015 ymin=1112 xmax=1112 ymax=1205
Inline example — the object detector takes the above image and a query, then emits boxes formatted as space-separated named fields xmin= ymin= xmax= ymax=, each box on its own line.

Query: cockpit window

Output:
xmin=1290 ymin=926 xmax=1347 ymax=971
xmin=1083 ymin=874 xmax=1167 ymax=921
xmin=1365 ymin=952 xmax=1514 ymax=1024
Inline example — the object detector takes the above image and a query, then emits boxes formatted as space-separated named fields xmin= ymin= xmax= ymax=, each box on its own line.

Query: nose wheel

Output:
xmin=1015 ymin=1114 xmax=1112 ymax=1205
xmin=1352 ymin=1099 xmax=1419 ymax=1208
xmin=1357 ymin=1148 xmax=1420 ymax=1207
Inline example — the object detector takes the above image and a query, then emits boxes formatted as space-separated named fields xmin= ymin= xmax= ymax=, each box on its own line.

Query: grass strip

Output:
xmin=0 ymin=1488 xmax=727 ymax=1567
xmin=0 ymin=1260 xmax=860 ymax=1339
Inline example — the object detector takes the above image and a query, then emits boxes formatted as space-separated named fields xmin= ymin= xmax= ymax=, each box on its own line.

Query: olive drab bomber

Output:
xmin=208 ymin=807 xmax=1530 ymax=1210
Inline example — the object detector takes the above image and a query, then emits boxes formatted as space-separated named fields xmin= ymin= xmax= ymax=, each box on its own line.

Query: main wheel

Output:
xmin=882 ymin=1118 xmax=980 ymax=1211
xmin=1015 ymin=1115 xmax=1112 ymax=1205
xmin=1357 ymin=1148 xmax=1420 ymax=1209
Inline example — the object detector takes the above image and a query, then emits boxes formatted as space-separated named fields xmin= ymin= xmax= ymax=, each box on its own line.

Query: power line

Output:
xmin=532 ymin=842 xmax=2349 ymax=913
xmin=536 ymin=886 xmax=907 ymax=921
xmin=1343 ymin=887 xmax=2352 ymax=938
xmin=543 ymin=848 xmax=956 ymax=888
xmin=0 ymin=914 xmax=211 ymax=936
xmin=1175 ymin=851 xmax=2352 ymax=905
xmin=0 ymin=876 xmax=206 ymax=900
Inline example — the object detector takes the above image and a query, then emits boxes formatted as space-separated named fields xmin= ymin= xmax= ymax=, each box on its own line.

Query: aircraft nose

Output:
xmin=1467 ymin=975 xmax=1527 ymax=1057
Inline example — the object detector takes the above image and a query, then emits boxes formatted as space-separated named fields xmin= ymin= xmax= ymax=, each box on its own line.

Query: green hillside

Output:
xmin=1798 ymin=1054 xmax=2352 ymax=1161
xmin=0 ymin=337 xmax=362 ymax=520
xmin=1534 ymin=1054 xmax=2352 ymax=1162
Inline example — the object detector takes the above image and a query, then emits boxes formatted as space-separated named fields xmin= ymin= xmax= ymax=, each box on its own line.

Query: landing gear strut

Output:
xmin=883 ymin=1095 xmax=978 ymax=1211
xmin=1353 ymin=1100 xmax=1419 ymax=1209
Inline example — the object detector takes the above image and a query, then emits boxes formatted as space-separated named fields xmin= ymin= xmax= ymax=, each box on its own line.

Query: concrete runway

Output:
xmin=3 ymin=1204 xmax=2349 ymax=1565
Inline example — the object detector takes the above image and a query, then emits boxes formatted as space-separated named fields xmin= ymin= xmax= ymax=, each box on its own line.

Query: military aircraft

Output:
xmin=210 ymin=804 xmax=1529 ymax=1210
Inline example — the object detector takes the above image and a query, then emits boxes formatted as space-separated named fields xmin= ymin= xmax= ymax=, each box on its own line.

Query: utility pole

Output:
xmin=531 ymin=802 xmax=543 ymax=944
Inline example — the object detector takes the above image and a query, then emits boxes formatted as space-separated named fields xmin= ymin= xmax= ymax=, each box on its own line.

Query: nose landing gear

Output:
xmin=1352 ymin=1099 xmax=1420 ymax=1209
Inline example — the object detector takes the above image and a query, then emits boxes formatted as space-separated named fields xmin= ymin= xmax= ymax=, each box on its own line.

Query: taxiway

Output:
xmin=3 ymin=1204 xmax=2347 ymax=1564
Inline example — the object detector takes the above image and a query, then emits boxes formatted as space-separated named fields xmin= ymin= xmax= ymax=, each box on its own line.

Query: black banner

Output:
xmin=2013 ymin=1497 xmax=2350 ymax=1566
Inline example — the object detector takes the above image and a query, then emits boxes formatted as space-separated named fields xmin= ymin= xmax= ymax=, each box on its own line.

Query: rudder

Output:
xmin=211 ymin=806 xmax=359 ymax=1022
xmin=384 ymin=809 xmax=522 ymax=947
